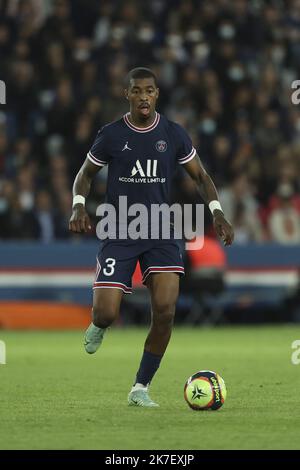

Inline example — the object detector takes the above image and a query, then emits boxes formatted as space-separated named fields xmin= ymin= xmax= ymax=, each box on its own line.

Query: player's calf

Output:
xmin=84 ymin=309 xmax=114 ymax=354
xmin=84 ymin=297 xmax=120 ymax=354
xmin=92 ymin=305 xmax=117 ymax=328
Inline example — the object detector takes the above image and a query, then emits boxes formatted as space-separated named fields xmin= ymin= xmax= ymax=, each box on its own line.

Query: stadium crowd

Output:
xmin=0 ymin=0 xmax=300 ymax=244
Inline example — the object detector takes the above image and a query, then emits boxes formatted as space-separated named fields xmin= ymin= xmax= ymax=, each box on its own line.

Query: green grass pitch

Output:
xmin=0 ymin=325 xmax=300 ymax=450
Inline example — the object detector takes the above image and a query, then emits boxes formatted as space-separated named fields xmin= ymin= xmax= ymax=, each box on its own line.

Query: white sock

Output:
xmin=131 ymin=383 xmax=148 ymax=392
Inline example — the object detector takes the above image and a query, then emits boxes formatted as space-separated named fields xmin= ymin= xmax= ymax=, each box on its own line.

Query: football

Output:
xmin=184 ymin=370 xmax=227 ymax=411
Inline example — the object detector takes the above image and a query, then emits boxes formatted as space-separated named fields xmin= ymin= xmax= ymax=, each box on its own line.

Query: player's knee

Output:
xmin=92 ymin=305 xmax=117 ymax=328
xmin=152 ymin=288 xmax=178 ymax=317
xmin=152 ymin=301 xmax=176 ymax=325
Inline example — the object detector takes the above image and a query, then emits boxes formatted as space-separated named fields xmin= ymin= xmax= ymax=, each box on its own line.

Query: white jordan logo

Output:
xmin=122 ymin=142 xmax=132 ymax=151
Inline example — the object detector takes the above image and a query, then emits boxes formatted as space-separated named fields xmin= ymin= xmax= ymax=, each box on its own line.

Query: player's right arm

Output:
xmin=69 ymin=158 xmax=102 ymax=233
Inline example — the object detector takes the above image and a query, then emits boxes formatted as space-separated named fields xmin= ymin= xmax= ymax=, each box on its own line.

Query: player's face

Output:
xmin=125 ymin=78 xmax=159 ymax=120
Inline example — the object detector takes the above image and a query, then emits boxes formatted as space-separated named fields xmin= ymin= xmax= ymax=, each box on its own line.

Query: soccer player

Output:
xmin=69 ymin=68 xmax=234 ymax=407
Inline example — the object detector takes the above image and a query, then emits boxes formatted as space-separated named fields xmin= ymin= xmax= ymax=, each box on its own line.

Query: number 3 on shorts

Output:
xmin=103 ymin=258 xmax=116 ymax=276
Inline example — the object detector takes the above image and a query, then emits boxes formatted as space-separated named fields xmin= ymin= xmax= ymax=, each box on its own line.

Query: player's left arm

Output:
xmin=183 ymin=154 xmax=234 ymax=246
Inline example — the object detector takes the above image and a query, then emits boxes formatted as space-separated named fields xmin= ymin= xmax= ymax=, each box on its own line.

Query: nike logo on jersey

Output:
xmin=122 ymin=142 xmax=132 ymax=151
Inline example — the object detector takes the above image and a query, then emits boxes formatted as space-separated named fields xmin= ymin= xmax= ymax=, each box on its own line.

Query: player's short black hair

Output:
xmin=124 ymin=67 xmax=158 ymax=88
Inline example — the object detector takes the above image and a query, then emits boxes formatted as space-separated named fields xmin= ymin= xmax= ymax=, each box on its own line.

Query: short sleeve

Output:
xmin=175 ymin=124 xmax=196 ymax=165
xmin=87 ymin=127 xmax=110 ymax=167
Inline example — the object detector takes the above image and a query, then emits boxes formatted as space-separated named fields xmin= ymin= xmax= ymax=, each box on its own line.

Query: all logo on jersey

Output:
xmin=119 ymin=159 xmax=166 ymax=184
xmin=131 ymin=159 xmax=157 ymax=177
xmin=156 ymin=140 xmax=167 ymax=152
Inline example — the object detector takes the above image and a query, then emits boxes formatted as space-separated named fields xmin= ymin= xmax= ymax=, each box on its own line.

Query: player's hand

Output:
xmin=213 ymin=211 xmax=234 ymax=246
xmin=69 ymin=205 xmax=92 ymax=233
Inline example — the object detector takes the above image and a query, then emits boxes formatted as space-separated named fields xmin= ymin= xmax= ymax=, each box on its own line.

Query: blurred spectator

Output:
xmin=46 ymin=78 xmax=76 ymax=138
xmin=17 ymin=165 xmax=36 ymax=211
xmin=34 ymin=189 xmax=56 ymax=243
xmin=219 ymin=174 xmax=264 ymax=243
xmin=268 ymin=183 xmax=300 ymax=244
xmin=0 ymin=189 xmax=38 ymax=239
xmin=54 ymin=189 xmax=72 ymax=238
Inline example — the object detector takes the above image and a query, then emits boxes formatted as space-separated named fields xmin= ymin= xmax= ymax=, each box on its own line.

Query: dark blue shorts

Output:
xmin=94 ymin=239 xmax=185 ymax=294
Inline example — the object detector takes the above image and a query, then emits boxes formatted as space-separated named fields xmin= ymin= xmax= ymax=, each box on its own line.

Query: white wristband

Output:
xmin=72 ymin=195 xmax=85 ymax=208
xmin=209 ymin=200 xmax=223 ymax=215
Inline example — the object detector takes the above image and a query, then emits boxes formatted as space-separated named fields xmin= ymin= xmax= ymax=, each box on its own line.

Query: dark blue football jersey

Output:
xmin=87 ymin=112 xmax=196 ymax=237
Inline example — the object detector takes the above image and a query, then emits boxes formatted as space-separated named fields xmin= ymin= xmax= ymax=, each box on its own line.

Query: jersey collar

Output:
xmin=123 ymin=112 xmax=160 ymax=133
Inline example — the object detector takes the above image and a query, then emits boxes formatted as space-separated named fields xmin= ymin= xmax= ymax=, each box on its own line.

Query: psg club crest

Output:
xmin=156 ymin=140 xmax=167 ymax=152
